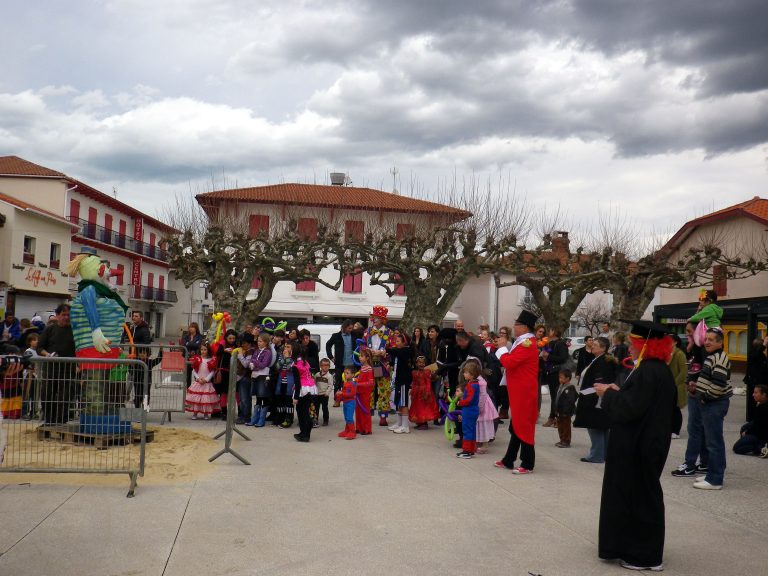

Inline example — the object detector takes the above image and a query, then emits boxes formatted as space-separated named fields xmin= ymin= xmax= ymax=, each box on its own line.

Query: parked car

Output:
xmin=566 ymin=336 xmax=588 ymax=359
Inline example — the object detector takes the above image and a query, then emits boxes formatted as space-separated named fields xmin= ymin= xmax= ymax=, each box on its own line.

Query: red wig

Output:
xmin=629 ymin=334 xmax=674 ymax=363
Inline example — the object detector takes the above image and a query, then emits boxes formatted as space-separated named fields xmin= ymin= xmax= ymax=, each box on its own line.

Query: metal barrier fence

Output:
xmin=0 ymin=356 xmax=148 ymax=497
xmin=116 ymin=344 xmax=188 ymax=424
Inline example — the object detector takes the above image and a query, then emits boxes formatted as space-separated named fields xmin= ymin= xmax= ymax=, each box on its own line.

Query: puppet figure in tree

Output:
xmin=67 ymin=248 xmax=128 ymax=415
xmin=209 ymin=311 xmax=232 ymax=356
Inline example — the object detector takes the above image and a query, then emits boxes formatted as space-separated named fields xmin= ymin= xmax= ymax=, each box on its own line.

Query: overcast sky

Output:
xmin=1 ymin=0 xmax=767 ymax=234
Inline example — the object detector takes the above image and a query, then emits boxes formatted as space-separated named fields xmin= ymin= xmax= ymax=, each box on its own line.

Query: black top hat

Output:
xmin=620 ymin=319 xmax=673 ymax=340
xmin=515 ymin=310 xmax=539 ymax=332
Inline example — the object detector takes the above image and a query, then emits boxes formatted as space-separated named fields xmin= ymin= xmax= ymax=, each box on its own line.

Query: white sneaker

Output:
xmin=695 ymin=475 xmax=706 ymax=482
xmin=191 ymin=414 xmax=198 ymax=420
xmin=693 ymin=480 xmax=722 ymax=490
xmin=393 ymin=426 xmax=410 ymax=434
xmin=388 ymin=424 xmax=400 ymax=431
xmin=671 ymin=433 xmax=680 ymax=439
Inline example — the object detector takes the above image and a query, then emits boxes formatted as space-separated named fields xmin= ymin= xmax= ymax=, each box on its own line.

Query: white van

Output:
xmin=298 ymin=323 xmax=344 ymax=367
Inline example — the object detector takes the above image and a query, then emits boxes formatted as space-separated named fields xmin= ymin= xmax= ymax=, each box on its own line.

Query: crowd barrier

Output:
xmin=0 ymin=356 xmax=148 ymax=497
xmin=116 ymin=343 xmax=188 ymax=424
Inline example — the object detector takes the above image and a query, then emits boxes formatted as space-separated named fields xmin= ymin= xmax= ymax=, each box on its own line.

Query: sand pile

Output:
xmin=0 ymin=424 xmax=217 ymax=487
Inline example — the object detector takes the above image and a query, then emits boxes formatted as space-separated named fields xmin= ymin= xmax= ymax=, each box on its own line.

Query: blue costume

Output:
xmin=458 ymin=379 xmax=480 ymax=453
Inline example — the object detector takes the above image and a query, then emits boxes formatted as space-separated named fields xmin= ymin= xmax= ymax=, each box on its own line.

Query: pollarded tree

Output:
xmin=346 ymin=176 xmax=529 ymax=333
xmin=163 ymin=194 xmax=347 ymax=330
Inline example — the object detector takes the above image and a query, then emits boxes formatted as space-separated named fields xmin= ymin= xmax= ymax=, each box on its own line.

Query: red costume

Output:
xmin=336 ymin=377 xmax=358 ymax=439
xmin=355 ymin=365 xmax=375 ymax=435
xmin=409 ymin=368 xmax=438 ymax=423
xmin=500 ymin=336 xmax=539 ymax=445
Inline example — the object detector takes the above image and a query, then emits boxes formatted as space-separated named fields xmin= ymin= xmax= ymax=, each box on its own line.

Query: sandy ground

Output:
xmin=0 ymin=423 xmax=216 ymax=486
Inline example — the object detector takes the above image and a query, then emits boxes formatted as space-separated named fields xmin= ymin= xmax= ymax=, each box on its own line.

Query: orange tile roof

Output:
xmin=0 ymin=155 xmax=178 ymax=234
xmin=664 ymin=196 xmax=768 ymax=250
xmin=0 ymin=155 xmax=65 ymax=178
xmin=196 ymin=183 xmax=472 ymax=219
xmin=0 ymin=191 xmax=75 ymax=227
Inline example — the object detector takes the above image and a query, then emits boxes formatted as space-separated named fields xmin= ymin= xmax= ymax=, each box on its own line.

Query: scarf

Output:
xmin=77 ymin=279 xmax=129 ymax=313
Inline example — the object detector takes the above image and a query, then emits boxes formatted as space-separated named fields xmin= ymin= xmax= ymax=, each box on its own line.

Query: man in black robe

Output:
xmin=594 ymin=320 xmax=677 ymax=572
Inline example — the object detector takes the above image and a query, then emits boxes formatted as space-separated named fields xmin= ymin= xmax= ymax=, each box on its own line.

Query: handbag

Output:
xmin=213 ymin=370 xmax=222 ymax=385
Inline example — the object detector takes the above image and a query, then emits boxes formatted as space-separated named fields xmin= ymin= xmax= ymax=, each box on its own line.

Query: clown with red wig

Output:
xmin=363 ymin=305 xmax=393 ymax=427
xmin=593 ymin=320 xmax=677 ymax=572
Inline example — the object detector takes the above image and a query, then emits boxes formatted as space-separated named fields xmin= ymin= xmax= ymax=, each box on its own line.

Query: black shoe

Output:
xmin=580 ymin=457 xmax=603 ymax=463
xmin=294 ymin=433 xmax=309 ymax=442
xmin=235 ymin=418 xmax=246 ymax=425
xmin=456 ymin=451 xmax=473 ymax=459
xmin=671 ymin=463 xmax=697 ymax=477
xmin=696 ymin=464 xmax=709 ymax=473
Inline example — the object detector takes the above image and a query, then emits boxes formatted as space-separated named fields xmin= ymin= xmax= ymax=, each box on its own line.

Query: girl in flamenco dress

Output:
xmin=186 ymin=343 xmax=220 ymax=419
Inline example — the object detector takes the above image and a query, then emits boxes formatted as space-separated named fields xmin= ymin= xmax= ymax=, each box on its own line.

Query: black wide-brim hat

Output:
xmin=620 ymin=319 xmax=673 ymax=340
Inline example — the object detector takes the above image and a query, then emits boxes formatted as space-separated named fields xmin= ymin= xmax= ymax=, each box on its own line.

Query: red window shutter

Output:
xmin=70 ymin=252 xmax=77 ymax=262
xmin=298 ymin=218 xmax=318 ymax=241
xmin=396 ymin=223 xmax=414 ymax=239
xmin=116 ymin=264 xmax=124 ymax=286
xmin=713 ymin=264 xmax=727 ymax=297
xmin=119 ymin=220 xmax=126 ymax=236
xmin=159 ymin=275 xmax=164 ymax=290
xmin=69 ymin=199 xmax=80 ymax=221
xmin=150 ymin=232 xmax=156 ymax=246
xmin=251 ymin=274 xmax=262 ymax=289
xmin=345 ymin=220 xmax=364 ymax=242
xmin=249 ymin=215 xmax=270 ymax=237
xmin=296 ymin=278 xmax=316 ymax=292
xmin=104 ymin=214 xmax=113 ymax=231
xmin=394 ymin=273 xmax=406 ymax=296
xmin=147 ymin=272 xmax=154 ymax=288
xmin=343 ymin=268 xmax=363 ymax=294
xmin=88 ymin=207 xmax=97 ymax=225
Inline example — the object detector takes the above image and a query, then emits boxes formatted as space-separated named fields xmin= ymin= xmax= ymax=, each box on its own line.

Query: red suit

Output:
xmin=336 ymin=378 xmax=358 ymax=439
xmin=355 ymin=365 xmax=375 ymax=435
xmin=500 ymin=337 xmax=539 ymax=445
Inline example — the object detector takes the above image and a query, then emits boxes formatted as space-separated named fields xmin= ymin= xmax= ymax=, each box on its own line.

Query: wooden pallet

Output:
xmin=36 ymin=424 xmax=155 ymax=450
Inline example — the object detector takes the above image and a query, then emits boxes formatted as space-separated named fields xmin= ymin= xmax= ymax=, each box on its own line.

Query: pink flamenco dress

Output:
xmin=475 ymin=377 xmax=499 ymax=445
xmin=185 ymin=356 xmax=220 ymax=417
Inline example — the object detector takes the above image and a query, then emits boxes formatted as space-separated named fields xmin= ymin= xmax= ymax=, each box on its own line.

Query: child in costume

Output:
xmin=336 ymin=366 xmax=357 ymax=440
xmin=475 ymin=360 xmax=499 ymax=453
xmin=409 ymin=356 xmax=438 ymax=429
xmin=313 ymin=358 xmax=333 ymax=426
xmin=363 ymin=305 xmax=392 ymax=427
xmin=456 ymin=361 xmax=481 ymax=458
xmin=554 ymin=368 xmax=577 ymax=448
xmin=273 ymin=342 xmax=297 ymax=428
xmin=293 ymin=351 xmax=317 ymax=442
xmin=186 ymin=343 xmax=220 ymax=419
xmin=388 ymin=332 xmax=413 ymax=434
xmin=355 ymin=348 xmax=375 ymax=435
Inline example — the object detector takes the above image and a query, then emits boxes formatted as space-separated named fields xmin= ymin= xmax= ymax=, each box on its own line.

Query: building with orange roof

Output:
xmin=194 ymin=176 xmax=462 ymax=326
xmin=0 ymin=156 xmax=209 ymax=335
xmin=654 ymin=197 xmax=768 ymax=365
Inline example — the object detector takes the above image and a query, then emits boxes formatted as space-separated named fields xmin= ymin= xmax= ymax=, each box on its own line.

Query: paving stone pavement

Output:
xmin=1 ymin=393 xmax=765 ymax=576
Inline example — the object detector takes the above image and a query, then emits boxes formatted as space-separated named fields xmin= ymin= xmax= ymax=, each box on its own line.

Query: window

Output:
xmin=49 ymin=243 xmax=61 ymax=269
xmin=103 ymin=214 xmax=113 ymax=244
xmin=69 ymin=198 xmax=80 ymax=222
xmin=149 ymin=232 xmax=157 ymax=258
xmin=345 ymin=220 xmax=364 ymax=242
xmin=393 ymin=273 xmax=406 ymax=296
xmin=86 ymin=207 xmax=97 ymax=239
xmin=295 ymin=266 xmax=316 ymax=292
xmin=249 ymin=214 xmax=270 ymax=237
xmin=147 ymin=272 xmax=154 ymax=288
xmin=118 ymin=219 xmax=127 ymax=248
xmin=158 ymin=275 xmax=165 ymax=294
xmin=23 ymin=236 xmax=36 ymax=264
xmin=298 ymin=218 xmax=318 ymax=241
xmin=342 ymin=268 xmax=363 ymax=294
xmin=396 ymin=223 xmax=415 ymax=239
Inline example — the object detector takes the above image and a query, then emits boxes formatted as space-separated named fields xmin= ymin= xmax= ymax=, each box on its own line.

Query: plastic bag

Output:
xmin=693 ymin=320 xmax=708 ymax=347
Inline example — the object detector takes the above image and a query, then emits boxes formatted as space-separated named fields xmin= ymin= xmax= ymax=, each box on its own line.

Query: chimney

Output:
xmin=552 ymin=231 xmax=570 ymax=256
xmin=330 ymin=172 xmax=346 ymax=186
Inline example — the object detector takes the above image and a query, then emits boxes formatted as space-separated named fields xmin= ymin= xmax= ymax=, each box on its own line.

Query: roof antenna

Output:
xmin=390 ymin=166 xmax=399 ymax=195
xmin=112 ymin=186 xmax=118 ymax=199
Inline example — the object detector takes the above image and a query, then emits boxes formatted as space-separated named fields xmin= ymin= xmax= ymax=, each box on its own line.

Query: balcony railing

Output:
xmin=130 ymin=285 xmax=178 ymax=303
xmin=69 ymin=217 xmax=169 ymax=262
